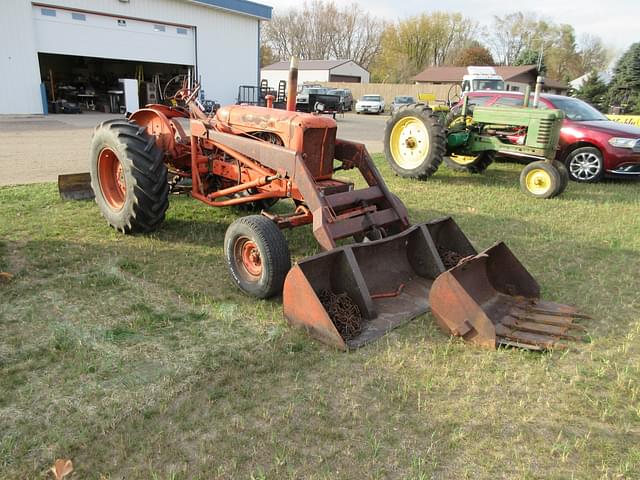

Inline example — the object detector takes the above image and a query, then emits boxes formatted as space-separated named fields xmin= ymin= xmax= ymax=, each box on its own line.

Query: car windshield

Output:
xmin=549 ymin=97 xmax=608 ymax=121
xmin=394 ymin=96 xmax=415 ymax=103
xmin=362 ymin=95 xmax=381 ymax=101
xmin=328 ymin=89 xmax=344 ymax=95
xmin=472 ymin=79 xmax=505 ymax=91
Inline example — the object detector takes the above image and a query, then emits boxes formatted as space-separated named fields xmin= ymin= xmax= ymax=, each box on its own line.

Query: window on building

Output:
xmin=71 ymin=12 xmax=86 ymax=21
xmin=117 ymin=19 xmax=126 ymax=26
xmin=41 ymin=8 xmax=56 ymax=17
xmin=154 ymin=24 xmax=166 ymax=32
xmin=177 ymin=27 xmax=188 ymax=35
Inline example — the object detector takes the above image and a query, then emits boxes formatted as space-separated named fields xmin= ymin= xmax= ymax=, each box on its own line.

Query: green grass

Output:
xmin=1 ymin=157 xmax=639 ymax=479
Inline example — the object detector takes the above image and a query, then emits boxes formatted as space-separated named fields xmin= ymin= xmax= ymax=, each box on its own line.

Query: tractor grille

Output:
xmin=537 ymin=118 xmax=554 ymax=144
xmin=303 ymin=127 xmax=337 ymax=179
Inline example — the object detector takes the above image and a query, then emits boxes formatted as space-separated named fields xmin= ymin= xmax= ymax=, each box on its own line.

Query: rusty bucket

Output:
xmin=283 ymin=217 xmax=586 ymax=351
xmin=429 ymin=242 xmax=587 ymax=350
xmin=282 ymin=217 xmax=475 ymax=350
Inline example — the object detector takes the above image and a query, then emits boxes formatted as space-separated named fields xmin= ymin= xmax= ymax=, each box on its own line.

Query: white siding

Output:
xmin=260 ymin=69 xmax=330 ymax=88
xmin=1 ymin=0 xmax=261 ymax=113
xmin=0 ymin=0 xmax=43 ymax=114
xmin=33 ymin=6 xmax=195 ymax=65
xmin=330 ymin=62 xmax=369 ymax=83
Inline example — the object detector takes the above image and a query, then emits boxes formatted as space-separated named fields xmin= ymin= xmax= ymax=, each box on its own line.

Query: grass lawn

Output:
xmin=1 ymin=157 xmax=639 ymax=479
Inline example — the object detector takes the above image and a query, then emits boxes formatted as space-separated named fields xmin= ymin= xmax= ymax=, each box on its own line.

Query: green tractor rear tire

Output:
xmin=384 ymin=104 xmax=446 ymax=179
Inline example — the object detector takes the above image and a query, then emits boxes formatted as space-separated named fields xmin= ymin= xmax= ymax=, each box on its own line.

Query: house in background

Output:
xmin=413 ymin=65 xmax=569 ymax=95
xmin=569 ymin=71 xmax=612 ymax=91
xmin=261 ymin=60 xmax=370 ymax=87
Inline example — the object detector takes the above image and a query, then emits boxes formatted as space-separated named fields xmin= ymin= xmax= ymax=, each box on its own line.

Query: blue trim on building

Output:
xmin=189 ymin=0 xmax=272 ymax=20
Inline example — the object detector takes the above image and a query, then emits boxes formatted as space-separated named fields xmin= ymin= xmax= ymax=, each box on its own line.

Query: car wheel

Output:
xmin=565 ymin=146 xmax=604 ymax=183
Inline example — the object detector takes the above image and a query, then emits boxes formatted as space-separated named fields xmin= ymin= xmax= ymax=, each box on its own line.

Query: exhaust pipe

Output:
xmin=532 ymin=76 xmax=544 ymax=108
xmin=286 ymin=57 xmax=298 ymax=112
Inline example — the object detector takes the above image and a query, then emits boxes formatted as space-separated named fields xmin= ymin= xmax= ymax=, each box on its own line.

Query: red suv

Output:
xmin=459 ymin=92 xmax=640 ymax=183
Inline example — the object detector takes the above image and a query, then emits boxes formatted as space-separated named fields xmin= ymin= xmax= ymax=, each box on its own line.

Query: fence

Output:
xmin=321 ymin=82 xmax=456 ymax=104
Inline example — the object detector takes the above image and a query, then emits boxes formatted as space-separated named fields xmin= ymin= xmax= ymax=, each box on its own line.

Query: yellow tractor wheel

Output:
xmin=444 ymin=151 xmax=495 ymax=174
xmin=519 ymin=161 xmax=563 ymax=199
xmin=384 ymin=104 xmax=446 ymax=179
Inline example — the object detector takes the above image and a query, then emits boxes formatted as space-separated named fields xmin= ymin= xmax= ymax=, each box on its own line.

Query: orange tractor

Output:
xmin=61 ymin=60 xmax=586 ymax=351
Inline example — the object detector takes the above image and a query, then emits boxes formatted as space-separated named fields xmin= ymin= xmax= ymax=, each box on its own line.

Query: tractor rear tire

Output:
xmin=89 ymin=119 xmax=169 ymax=233
xmin=444 ymin=151 xmax=495 ymax=174
xmin=520 ymin=161 xmax=563 ymax=199
xmin=224 ymin=215 xmax=291 ymax=299
xmin=384 ymin=104 xmax=446 ymax=179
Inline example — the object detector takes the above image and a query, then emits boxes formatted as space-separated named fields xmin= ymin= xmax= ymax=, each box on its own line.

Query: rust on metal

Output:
xmin=57 ymin=173 xmax=94 ymax=200
xmin=429 ymin=241 xmax=587 ymax=350
xmin=318 ymin=290 xmax=363 ymax=341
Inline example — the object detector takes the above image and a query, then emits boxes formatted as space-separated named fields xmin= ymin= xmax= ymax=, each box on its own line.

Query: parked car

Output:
xmin=456 ymin=91 xmax=640 ymax=182
xmin=355 ymin=95 xmax=385 ymax=114
xmin=327 ymin=88 xmax=354 ymax=111
xmin=390 ymin=96 xmax=416 ymax=115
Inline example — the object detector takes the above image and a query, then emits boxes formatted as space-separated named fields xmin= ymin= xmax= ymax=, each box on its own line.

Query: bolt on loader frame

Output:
xmin=60 ymin=60 xmax=587 ymax=351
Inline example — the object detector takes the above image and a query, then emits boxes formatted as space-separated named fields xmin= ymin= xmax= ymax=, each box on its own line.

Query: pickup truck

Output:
xmin=295 ymin=87 xmax=342 ymax=115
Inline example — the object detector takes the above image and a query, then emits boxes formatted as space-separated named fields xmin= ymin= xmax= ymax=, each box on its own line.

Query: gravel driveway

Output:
xmin=0 ymin=111 xmax=388 ymax=186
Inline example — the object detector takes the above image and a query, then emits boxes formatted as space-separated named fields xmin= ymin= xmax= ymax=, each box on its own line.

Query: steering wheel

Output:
xmin=447 ymin=84 xmax=462 ymax=107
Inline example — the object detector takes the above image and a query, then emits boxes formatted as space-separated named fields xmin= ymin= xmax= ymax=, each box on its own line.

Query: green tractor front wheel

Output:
xmin=520 ymin=161 xmax=565 ymax=199
xmin=384 ymin=104 xmax=447 ymax=179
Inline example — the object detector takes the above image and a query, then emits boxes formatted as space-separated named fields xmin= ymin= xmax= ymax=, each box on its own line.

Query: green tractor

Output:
xmin=384 ymin=97 xmax=569 ymax=198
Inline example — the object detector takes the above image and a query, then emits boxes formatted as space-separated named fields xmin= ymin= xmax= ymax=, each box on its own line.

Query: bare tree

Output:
xmin=262 ymin=1 xmax=384 ymax=69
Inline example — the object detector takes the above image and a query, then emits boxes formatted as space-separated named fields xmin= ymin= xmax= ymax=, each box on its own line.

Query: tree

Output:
xmin=260 ymin=44 xmax=276 ymax=69
xmin=608 ymin=42 xmax=640 ymax=113
xmin=488 ymin=13 xmax=539 ymax=65
xmin=452 ymin=44 xmax=495 ymax=66
xmin=262 ymin=1 xmax=384 ymax=69
xmin=514 ymin=48 xmax=546 ymax=73
xmin=369 ymin=12 xmax=477 ymax=82
xmin=576 ymin=34 xmax=610 ymax=74
xmin=576 ymin=72 xmax=608 ymax=111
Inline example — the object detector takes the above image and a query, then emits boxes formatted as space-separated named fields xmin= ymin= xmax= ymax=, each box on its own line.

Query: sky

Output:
xmin=261 ymin=0 xmax=639 ymax=55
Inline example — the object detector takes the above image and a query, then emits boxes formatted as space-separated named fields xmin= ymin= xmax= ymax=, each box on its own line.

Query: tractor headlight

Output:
xmin=608 ymin=137 xmax=639 ymax=149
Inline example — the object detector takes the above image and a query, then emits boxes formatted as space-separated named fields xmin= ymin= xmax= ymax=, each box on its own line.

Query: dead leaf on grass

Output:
xmin=0 ymin=272 xmax=13 ymax=284
xmin=50 ymin=459 xmax=73 ymax=479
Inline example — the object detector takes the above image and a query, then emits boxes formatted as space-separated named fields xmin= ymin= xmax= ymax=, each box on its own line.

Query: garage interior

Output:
xmin=39 ymin=53 xmax=192 ymax=114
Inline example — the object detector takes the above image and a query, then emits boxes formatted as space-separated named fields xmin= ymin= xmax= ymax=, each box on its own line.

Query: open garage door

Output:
xmin=33 ymin=5 xmax=195 ymax=65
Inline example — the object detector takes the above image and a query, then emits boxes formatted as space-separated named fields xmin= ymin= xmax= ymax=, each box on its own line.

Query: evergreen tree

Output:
xmin=515 ymin=48 xmax=546 ymax=74
xmin=576 ymin=72 xmax=608 ymax=112
xmin=608 ymin=42 xmax=640 ymax=114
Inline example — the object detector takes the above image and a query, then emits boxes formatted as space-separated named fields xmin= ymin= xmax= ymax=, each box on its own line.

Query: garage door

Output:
xmin=33 ymin=5 xmax=195 ymax=65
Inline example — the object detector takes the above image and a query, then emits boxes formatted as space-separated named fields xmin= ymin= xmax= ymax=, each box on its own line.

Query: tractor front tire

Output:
xmin=89 ymin=119 xmax=169 ymax=233
xmin=224 ymin=215 xmax=291 ymax=299
xmin=519 ymin=161 xmax=563 ymax=199
xmin=553 ymin=159 xmax=570 ymax=195
xmin=384 ymin=104 xmax=446 ymax=179
xmin=444 ymin=152 xmax=495 ymax=174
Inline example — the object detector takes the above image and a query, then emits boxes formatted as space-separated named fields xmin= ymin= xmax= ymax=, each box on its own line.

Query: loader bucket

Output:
xmin=58 ymin=173 xmax=94 ymax=200
xmin=283 ymin=217 xmax=480 ymax=350
xmin=429 ymin=242 xmax=587 ymax=350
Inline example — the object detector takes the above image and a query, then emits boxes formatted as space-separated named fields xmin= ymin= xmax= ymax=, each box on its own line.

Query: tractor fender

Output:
xmin=129 ymin=107 xmax=188 ymax=154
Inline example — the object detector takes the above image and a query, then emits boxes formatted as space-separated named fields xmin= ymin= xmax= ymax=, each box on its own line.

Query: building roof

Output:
xmin=413 ymin=64 xmax=567 ymax=90
xmin=262 ymin=59 xmax=354 ymax=71
xmin=189 ymin=0 xmax=271 ymax=20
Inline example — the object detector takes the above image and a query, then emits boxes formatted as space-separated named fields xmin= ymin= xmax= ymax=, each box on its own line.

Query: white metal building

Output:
xmin=0 ymin=0 xmax=272 ymax=114
xmin=261 ymin=60 xmax=370 ymax=88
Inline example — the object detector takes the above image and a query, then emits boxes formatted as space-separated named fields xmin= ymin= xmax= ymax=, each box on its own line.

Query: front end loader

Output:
xmin=59 ymin=59 xmax=585 ymax=351
xmin=384 ymin=96 xmax=569 ymax=198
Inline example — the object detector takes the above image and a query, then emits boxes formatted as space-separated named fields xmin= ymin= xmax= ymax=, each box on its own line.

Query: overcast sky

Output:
xmin=262 ymin=0 xmax=638 ymax=56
